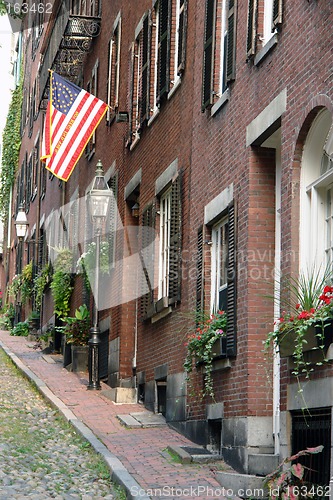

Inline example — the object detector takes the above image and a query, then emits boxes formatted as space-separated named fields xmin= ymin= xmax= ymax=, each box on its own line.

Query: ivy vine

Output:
xmin=0 ymin=1 xmax=7 ymax=15
xmin=0 ymin=75 xmax=23 ymax=223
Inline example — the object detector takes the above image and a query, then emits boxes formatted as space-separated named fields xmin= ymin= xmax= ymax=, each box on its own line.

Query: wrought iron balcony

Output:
xmin=39 ymin=0 xmax=101 ymax=106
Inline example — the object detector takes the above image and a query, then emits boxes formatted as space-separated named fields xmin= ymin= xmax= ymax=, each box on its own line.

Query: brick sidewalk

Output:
xmin=0 ymin=330 xmax=229 ymax=500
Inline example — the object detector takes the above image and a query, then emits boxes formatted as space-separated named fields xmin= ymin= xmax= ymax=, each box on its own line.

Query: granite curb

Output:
xmin=0 ymin=339 xmax=151 ymax=500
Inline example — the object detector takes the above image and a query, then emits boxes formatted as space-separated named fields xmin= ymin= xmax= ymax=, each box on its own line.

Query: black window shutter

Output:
xmin=226 ymin=202 xmax=237 ymax=356
xmin=177 ymin=0 xmax=188 ymax=75
xmin=157 ymin=0 xmax=171 ymax=103
xmin=106 ymin=37 xmax=113 ymax=123
xmin=202 ymin=0 xmax=216 ymax=111
xmin=272 ymin=0 xmax=282 ymax=29
xmin=226 ymin=0 xmax=237 ymax=82
xmin=196 ymin=226 xmax=204 ymax=314
xmin=246 ymin=0 xmax=257 ymax=58
xmin=168 ymin=173 xmax=182 ymax=304
xmin=126 ymin=43 xmax=135 ymax=147
xmin=108 ymin=174 xmax=118 ymax=268
xmin=140 ymin=203 xmax=156 ymax=319
xmin=140 ymin=11 xmax=151 ymax=126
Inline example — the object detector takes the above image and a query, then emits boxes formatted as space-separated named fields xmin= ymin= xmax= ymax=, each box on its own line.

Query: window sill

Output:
xmin=254 ymin=33 xmax=278 ymax=66
xmin=148 ymin=108 xmax=160 ymax=127
xmin=143 ymin=296 xmax=176 ymax=323
xmin=211 ymin=358 xmax=232 ymax=372
xmin=129 ymin=133 xmax=140 ymax=151
xmin=211 ymin=89 xmax=230 ymax=117
xmin=151 ymin=306 xmax=172 ymax=323
xmin=167 ymin=77 xmax=182 ymax=101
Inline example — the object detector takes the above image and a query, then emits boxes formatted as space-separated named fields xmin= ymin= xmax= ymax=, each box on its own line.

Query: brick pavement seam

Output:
xmin=0 ymin=340 xmax=151 ymax=500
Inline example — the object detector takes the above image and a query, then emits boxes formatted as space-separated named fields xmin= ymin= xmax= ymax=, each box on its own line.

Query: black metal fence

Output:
xmin=291 ymin=408 xmax=331 ymax=486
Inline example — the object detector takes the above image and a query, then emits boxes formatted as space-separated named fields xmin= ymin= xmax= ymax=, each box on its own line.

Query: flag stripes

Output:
xmin=41 ymin=72 xmax=108 ymax=182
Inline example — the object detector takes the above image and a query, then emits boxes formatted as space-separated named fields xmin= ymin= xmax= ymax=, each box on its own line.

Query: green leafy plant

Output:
xmin=77 ymin=241 xmax=110 ymax=291
xmin=184 ymin=310 xmax=227 ymax=399
xmin=8 ymin=262 xmax=34 ymax=306
xmin=50 ymin=249 xmax=74 ymax=319
xmin=0 ymin=73 xmax=23 ymax=223
xmin=62 ymin=305 xmax=90 ymax=346
xmin=264 ymin=445 xmax=324 ymax=499
xmin=0 ymin=303 xmax=15 ymax=330
xmin=10 ymin=321 xmax=30 ymax=337
xmin=34 ymin=263 xmax=52 ymax=311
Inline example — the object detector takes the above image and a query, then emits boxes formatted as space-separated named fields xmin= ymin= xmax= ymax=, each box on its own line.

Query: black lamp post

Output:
xmin=14 ymin=204 xmax=29 ymax=323
xmin=87 ymin=160 xmax=112 ymax=390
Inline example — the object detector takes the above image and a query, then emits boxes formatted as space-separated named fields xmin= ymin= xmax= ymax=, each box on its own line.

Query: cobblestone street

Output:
xmin=0 ymin=348 xmax=118 ymax=500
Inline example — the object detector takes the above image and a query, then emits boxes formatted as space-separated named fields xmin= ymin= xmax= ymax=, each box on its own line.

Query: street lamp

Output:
xmin=87 ymin=160 xmax=112 ymax=390
xmin=15 ymin=203 xmax=29 ymax=241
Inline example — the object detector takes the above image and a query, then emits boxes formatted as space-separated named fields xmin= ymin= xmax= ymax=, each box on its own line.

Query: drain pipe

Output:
xmin=273 ymin=152 xmax=282 ymax=456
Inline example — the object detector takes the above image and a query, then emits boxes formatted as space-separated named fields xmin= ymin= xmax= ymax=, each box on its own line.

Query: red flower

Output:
xmin=295 ymin=303 xmax=300 ymax=309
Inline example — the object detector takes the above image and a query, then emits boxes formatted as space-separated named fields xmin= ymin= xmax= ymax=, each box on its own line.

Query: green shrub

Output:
xmin=11 ymin=321 xmax=30 ymax=337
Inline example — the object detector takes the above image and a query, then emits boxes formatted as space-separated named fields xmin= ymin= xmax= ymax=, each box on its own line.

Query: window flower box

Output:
xmin=265 ymin=275 xmax=333 ymax=376
xmin=278 ymin=325 xmax=318 ymax=358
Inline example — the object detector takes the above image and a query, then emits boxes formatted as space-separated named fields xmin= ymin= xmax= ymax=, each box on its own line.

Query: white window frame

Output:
xmin=211 ymin=216 xmax=229 ymax=313
xmin=106 ymin=14 xmax=121 ymax=121
xmin=152 ymin=1 xmax=160 ymax=114
xmin=263 ymin=0 xmax=275 ymax=46
xmin=172 ymin=0 xmax=183 ymax=87
xmin=300 ymin=110 xmax=333 ymax=274
xmin=158 ymin=187 xmax=172 ymax=299
xmin=218 ymin=0 xmax=229 ymax=96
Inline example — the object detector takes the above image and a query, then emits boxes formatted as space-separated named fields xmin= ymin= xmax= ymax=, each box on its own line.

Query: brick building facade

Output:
xmin=4 ymin=0 xmax=333 ymax=481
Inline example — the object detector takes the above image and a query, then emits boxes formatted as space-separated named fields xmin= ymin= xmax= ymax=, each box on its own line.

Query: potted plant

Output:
xmin=63 ymin=305 xmax=90 ymax=372
xmin=28 ymin=310 xmax=40 ymax=331
xmin=265 ymin=270 xmax=333 ymax=377
xmin=264 ymin=445 xmax=324 ymax=499
xmin=184 ymin=310 xmax=227 ymax=399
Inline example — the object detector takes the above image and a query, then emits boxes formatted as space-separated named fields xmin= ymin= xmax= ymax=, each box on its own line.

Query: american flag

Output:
xmin=41 ymin=71 xmax=108 ymax=182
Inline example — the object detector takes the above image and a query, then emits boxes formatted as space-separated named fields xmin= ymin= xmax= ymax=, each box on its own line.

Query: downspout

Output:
xmin=5 ymin=186 xmax=13 ymax=289
xmin=273 ymin=149 xmax=282 ymax=456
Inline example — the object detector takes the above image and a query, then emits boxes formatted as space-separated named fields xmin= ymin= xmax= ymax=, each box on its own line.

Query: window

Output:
xmin=107 ymin=174 xmax=118 ymax=269
xmin=246 ymin=0 xmax=282 ymax=58
xmin=155 ymin=0 xmax=171 ymax=105
xmin=197 ymin=199 xmax=237 ymax=356
xmin=158 ymin=188 xmax=172 ymax=299
xmin=128 ymin=1 xmax=188 ymax=144
xmin=300 ymin=110 xmax=333 ymax=274
xmin=128 ymin=11 xmax=151 ymax=146
xmin=211 ymin=217 xmax=229 ymax=312
xmin=141 ymin=173 xmax=182 ymax=319
xmin=152 ymin=0 xmax=187 ymax=110
xmin=202 ymin=0 xmax=237 ymax=111
xmin=26 ymin=153 xmax=33 ymax=209
xmin=31 ymin=5 xmax=44 ymax=58
xmin=85 ymin=61 xmax=99 ymax=158
xmin=325 ymin=186 xmax=333 ymax=267
xmin=106 ymin=14 xmax=121 ymax=124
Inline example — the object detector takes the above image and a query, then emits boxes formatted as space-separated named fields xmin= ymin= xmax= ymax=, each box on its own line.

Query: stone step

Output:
xmin=117 ymin=411 xmax=167 ymax=429
xmin=216 ymin=471 xmax=267 ymax=499
xmin=100 ymin=387 xmax=137 ymax=404
xmin=248 ymin=453 xmax=280 ymax=476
